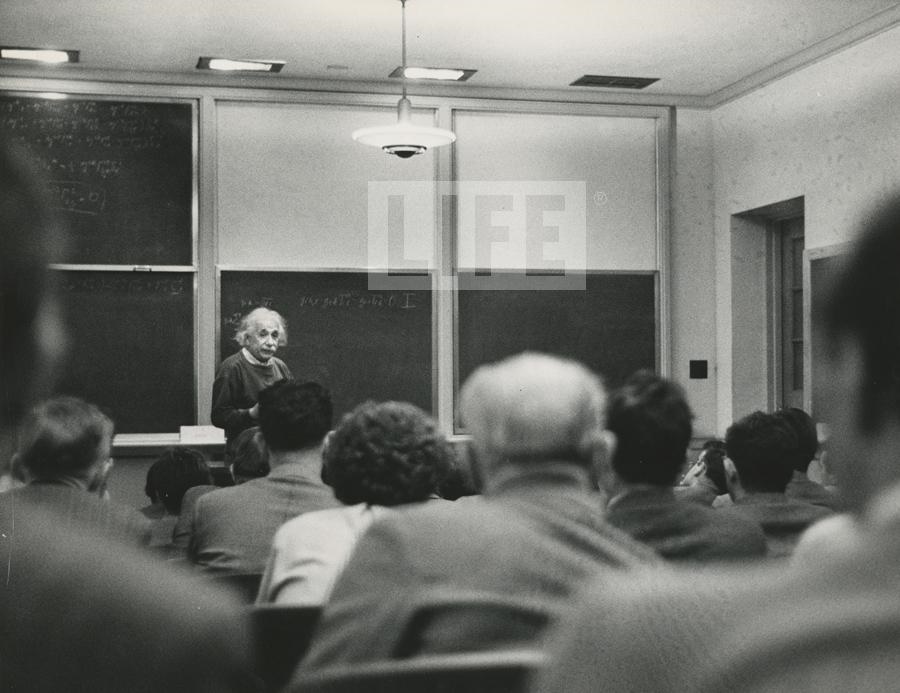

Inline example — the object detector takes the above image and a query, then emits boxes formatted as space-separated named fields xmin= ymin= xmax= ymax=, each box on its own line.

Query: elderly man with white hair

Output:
xmin=211 ymin=306 xmax=293 ymax=460
xmin=300 ymin=351 xmax=657 ymax=668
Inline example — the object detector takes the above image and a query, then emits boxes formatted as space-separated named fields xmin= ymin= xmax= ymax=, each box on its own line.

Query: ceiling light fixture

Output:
xmin=196 ymin=57 xmax=284 ymax=73
xmin=352 ymin=0 xmax=455 ymax=158
xmin=0 ymin=47 xmax=79 ymax=64
xmin=388 ymin=66 xmax=476 ymax=81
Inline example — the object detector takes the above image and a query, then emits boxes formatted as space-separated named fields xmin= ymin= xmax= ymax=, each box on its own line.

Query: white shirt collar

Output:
xmin=241 ymin=347 xmax=271 ymax=367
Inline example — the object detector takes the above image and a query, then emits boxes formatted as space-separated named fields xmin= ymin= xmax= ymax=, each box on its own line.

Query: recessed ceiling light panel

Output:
xmin=0 ymin=47 xmax=79 ymax=63
xmin=196 ymin=57 xmax=284 ymax=73
xmin=389 ymin=66 xmax=476 ymax=81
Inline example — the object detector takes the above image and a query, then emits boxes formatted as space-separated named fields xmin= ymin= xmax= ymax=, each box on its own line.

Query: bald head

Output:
xmin=459 ymin=352 xmax=606 ymax=473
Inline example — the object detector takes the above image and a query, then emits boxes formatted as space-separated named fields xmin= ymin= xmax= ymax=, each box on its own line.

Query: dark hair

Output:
xmin=607 ymin=370 xmax=694 ymax=486
xmin=257 ymin=380 xmax=332 ymax=452
xmin=0 ymin=141 xmax=66 ymax=431
xmin=230 ymin=426 xmax=269 ymax=481
xmin=700 ymin=439 xmax=728 ymax=494
xmin=822 ymin=195 xmax=900 ymax=431
xmin=725 ymin=411 xmax=796 ymax=493
xmin=775 ymin=408 xmax=818 ymax=473
xmin=323 ymin=401 xmax=451 ymax=506
xmin=145 ymin=448 xmax=212 ymax=514
xmin=18 ymin=397 xmax=114 ymax=480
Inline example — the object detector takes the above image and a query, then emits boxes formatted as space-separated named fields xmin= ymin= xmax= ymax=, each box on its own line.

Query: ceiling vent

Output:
xmin=570 ymin=74 xmax=658 ymax=89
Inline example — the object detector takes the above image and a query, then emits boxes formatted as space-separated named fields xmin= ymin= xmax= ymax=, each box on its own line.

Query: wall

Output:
xmin=710 ymin=23 xmax=900 ymax=432
xmin=670 ymin=108 xmax=717 ymax=436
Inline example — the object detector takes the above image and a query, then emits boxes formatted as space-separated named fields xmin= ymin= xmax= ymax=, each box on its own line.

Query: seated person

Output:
xmin=257 ymin=400 xmax=452 ymax=605
xmin=718 ymin=411 xmax=832 ymax=558
xmin=675 ymin=438 xmax=732 ymax=507
xmin=188 ymin=380 xmax=339 ymax=574
xmin=300 ymin=352 xmax=658 ymax=668
xmin=172 ymin=426 xmax=268 ymax=553
xmin=534 ymin=193 xmax=900 ymax=693
xmin=602 ymin=371 xmax=766 ymax=562
xmin=142 ymin=447 xmax=215 ymax=552
xmin=0 ymin=136 xmax=252 ymax=691
xmin=777 ymin=407 xmax=842 ymax=509
xmin=2 ymin=396 xmax=150 ymax=547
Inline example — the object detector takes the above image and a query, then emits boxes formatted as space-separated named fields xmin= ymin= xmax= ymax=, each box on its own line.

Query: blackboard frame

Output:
xmin=453 ymin=269 xmax=659 ymax=432
xmin=0 ymin=90 xmax=198 ymax=268
xmin=216 ymin=267 xmax=438 ymax=418
xmin=804 ymin=242 xmax=851 ymax=418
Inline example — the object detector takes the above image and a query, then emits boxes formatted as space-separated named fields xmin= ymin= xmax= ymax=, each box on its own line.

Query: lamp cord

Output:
xmin=400 ymin=0 xmax=407 ymax=99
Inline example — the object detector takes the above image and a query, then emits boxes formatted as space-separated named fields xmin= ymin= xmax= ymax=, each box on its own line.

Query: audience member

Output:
xmin=257 ymin=400 xmax=452 ymax=605
xmin=602 ymin=372 xmax=766 ymax=562
xmin=142 ymin=447 xmax=215 ymax=551
xmin=188 ymin=379 xmax=339 ymax=574
xmin=212 ymin=307 xmax=292 ymax=463
xmin=718 ymin=411 xmax=831 ymax=557
xmin=0 ymin=139 xmax=253 ymax=691
xmin=171 ymin=426 xmax=268 ymax=554
xmin=536 ymin=194 xmax=900 ymax=693
xmin=675 ymin=438 xmax=732 ymax=507
xmin=2 ymin=396 xmax=151 ymax=547
xmin=300 ymin=352 xmax=658 ymax=668
xmin=777 ymin=407 xmax=842 ymax=509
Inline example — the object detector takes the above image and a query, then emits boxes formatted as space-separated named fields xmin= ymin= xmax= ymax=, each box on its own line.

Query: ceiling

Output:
xmin=2 ymin=1 xmax=900 ymax=104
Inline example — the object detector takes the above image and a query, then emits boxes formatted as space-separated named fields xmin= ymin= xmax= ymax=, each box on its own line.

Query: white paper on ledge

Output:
xmin=179 ymin=425 xmax=225 ymax=446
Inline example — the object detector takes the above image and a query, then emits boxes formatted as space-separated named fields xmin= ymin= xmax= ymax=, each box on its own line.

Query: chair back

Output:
xmin=249 ymin=604 xmax=321 ymax=691
xmin=289 ymin=649 xmax=545 ymax=693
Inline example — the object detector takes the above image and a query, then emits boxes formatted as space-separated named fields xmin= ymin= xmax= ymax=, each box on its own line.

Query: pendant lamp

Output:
xmin=352 ymin=0 xmax=456 ymax=158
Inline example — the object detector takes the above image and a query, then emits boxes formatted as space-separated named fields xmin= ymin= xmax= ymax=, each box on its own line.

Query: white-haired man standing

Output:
xmin=300 ymin=351 xmax=657 ymax=668
xmin=212 ymin=306 xmax=293 ymax=459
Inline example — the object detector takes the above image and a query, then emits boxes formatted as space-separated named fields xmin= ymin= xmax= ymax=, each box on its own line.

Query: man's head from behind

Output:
xmin=775 ymin=408 xmax=818 ymax=474
xmin=724 ymin=411 xmax=796 ymax=495
xmin=607 ymin=371 xmax=693 ymax=488
xmin=817 ymin=195 xmax=900 ymax=509
xmin=257 ymin=380 xmax=332 ymax=453
xmin=16 ymin=396 xmax=114 ymax=490
xmin=458 ymin=352 xmax=606 ymax=479
xmin=0 ymin=141 xmax=66 ymax=440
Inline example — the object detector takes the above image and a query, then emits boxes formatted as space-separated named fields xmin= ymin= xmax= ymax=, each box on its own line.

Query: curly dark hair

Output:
xmin=608 ymin=370 xmax=694 ymax=487
xmin=322 ymin=401 xmax=452 ymax=506
xmin=145 ymin=447 xmax=213 ymax=514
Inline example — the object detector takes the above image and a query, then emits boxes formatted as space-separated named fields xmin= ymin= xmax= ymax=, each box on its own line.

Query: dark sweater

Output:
xmin=210 ymin=351 xmax=292 ymax=442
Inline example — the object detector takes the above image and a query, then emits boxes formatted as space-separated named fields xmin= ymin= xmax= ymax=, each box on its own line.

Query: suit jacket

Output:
xmin=535 ymin=508 xmax=900 ymax=693
xmin=719 ymin=493 xmax=832 ymax=558
xmin=0 ymin=481 xmax=151 ymax=548
xmin=301 ymin=463 xmax=659 ymax=668
xmin=606 ymin=486 xmax=767 ymax=562
xmin=188 ymin=462 xmax=338 ymax=574
xmin=786 ymin=471 xmax=842 ymax=510
xmin=0 ymin=498 xmax=254 ymax=693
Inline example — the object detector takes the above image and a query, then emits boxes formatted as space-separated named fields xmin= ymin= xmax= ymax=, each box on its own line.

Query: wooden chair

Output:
xmin=249 ymin=604 xmax=321 ymax=691
xmin=288 ymin=649 xmax=545 ymax=693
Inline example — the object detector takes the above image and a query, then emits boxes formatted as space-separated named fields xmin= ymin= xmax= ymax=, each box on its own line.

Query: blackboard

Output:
xmin=810 ymin=252 xmax=847 ymax=417
xmin=219 ymin=271 xmax=433 ymax=419
xmin=54 ymin=271 xmax=195 ymax=433
xmin=0 ymin=94 xmax=193 ymax=265
xmin=457 ymin=272 xmax=657 ymax=392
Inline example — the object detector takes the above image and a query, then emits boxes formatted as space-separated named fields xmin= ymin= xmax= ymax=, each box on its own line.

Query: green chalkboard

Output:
xmin=457 ymin=271 xmax=657 ymax=391
xmin=54 ymin=270 xmax=195 ymax=433
xmin=219 ymin=271 xmax=433 ymax=419
xmin=0 ymin=94 xmax=193 ymax=265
